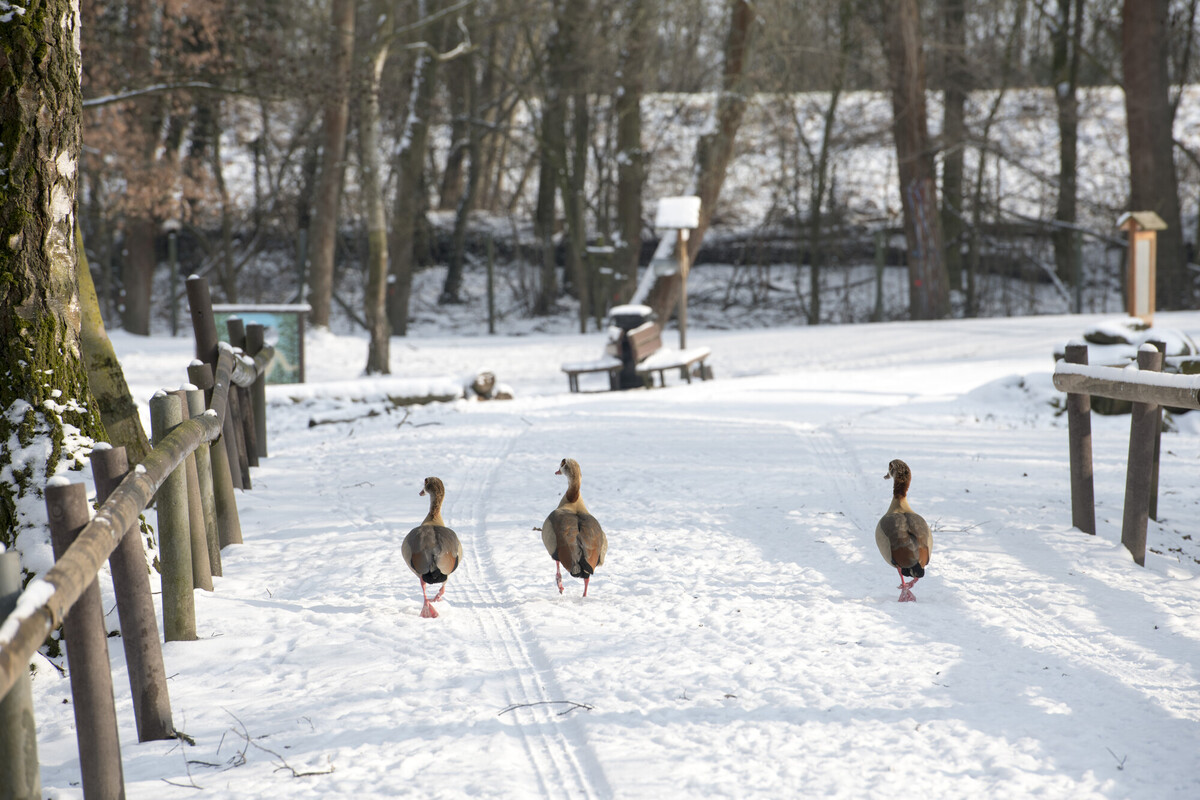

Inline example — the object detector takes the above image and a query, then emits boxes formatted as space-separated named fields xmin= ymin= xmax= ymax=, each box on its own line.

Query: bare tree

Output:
xmin=939 ymin=0 xmax=967 ymax=291
xmin=361 ymin=0 xmax=395 ymax=374
xmin=1122 ymin=0 xmax=1189 ymax=309
xmin=879 ymin=0 xmax=949 ymax=320
xmin=615 ymin=0 xmax=653 ymax=302
xmin=1050 ymin=0 xmax=1085 ymax=296
xmin=308 ymin=0 xmax=357 ymax=329
xmin=388 ymin=0 xmax=448 ymax=335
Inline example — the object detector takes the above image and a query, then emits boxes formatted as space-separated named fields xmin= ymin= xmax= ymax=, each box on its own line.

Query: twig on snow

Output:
xmin=498 ymin=700 xmax=594 ymax=717
xmin=224 ymin=711 xmax=335 ymax=778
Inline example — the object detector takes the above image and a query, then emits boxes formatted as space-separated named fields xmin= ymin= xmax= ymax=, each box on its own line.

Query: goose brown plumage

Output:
xmin=541 ymin=458 xmax=607 ymax=597
xmin=875 ymin=459 xmax=932 ymax=602
xmin=401 ymin=477 xmax=463 ymax=618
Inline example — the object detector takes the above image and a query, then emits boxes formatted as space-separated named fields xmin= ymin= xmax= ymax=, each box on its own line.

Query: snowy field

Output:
xmin=26 ymin=308 xmax=1200 ymax=799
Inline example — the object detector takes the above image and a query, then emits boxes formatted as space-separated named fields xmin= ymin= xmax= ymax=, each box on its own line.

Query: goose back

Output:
xmin=403 ymin=524 xmax=462 ymax=583
xmin=875 ymin=509 xmax=931 ymax=577
xmin=543 ymin=508 xmax=607 ymax=579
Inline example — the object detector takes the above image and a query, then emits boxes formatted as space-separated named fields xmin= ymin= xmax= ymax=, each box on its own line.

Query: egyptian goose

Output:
xmin=875 ymin=459 xmax=932 ymax=602
xmin=541 ymin=458 xmax=608 ymax=597
xmin=401 ymin=477 xmax=463 ymax=618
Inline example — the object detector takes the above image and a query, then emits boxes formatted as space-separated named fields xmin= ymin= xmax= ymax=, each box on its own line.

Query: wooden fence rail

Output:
xmin=1051 ymin=341 xmax=1199 ymax=565
xmin=0 ymin=277 xmax=274 ymax=799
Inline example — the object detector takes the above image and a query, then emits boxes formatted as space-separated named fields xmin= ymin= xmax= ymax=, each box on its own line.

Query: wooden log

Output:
xmin=246 ymin=323 xmax=268 ymax=458
xmin=0 ymin=551 xmax=42 ymax=800
xmin=1051 ymin=363 xmax=1200 ymax=409
xmin=0 ymin=354 xmax=229 ymax=699
xmin=185 ymin=388 xmax=222 ymax=576
xmin=91 ymin=446 xmax=175 ymax=742
xmin=1121 ymin=346 xmax=1164 ymax=566
xmin=45 ymin=481 xmax=126 ymax=800
xmin=150 ymin=392 xmax=197 ymax=642
xmin=173 ymin=390 xmax=213 ymax=592
xmin=1063 ymin=343 xmax=1096 ymax=534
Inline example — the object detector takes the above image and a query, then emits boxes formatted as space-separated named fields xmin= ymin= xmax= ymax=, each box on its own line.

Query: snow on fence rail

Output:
xmin=0 ymin=276 xmax=274 ymax=800
xmin=1051 ymin=341 xmax=1199 ymax=566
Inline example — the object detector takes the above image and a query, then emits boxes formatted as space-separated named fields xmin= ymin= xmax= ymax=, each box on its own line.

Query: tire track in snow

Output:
xmin=442 ymin=416 xmax=613 ymax=800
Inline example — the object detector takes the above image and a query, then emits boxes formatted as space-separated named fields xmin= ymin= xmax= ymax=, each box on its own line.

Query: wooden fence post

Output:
xmin=1064 ymin=343 xmax=1096 ymax=534
xmin=187 ymin=363 xmax=243 ymax=547
xmin=186 ymin=274 xmax=219 ymax=366
xmin=172 ymin=389 xmax=213 ymax=592
xmin=91 ymin=446 xmax=175 ymax=742
xmin=225 ymin=380 xmax=252 ymax=489
xmin=185 ymin=387 xmax=222 ymax=575
xmin=246 ymin=322 xmax=268 ymax=458
xmin=150 ymin=392 xmax=197 ymax=641
xmin=187 ymin=276 xmax=246 ymax=490
xmin=0 ymin=551 xmax=42 ymax=800
xmin=45 ymin=480 xmax=126 ymax=799
xmin=1121 ymin=345 xmax=1164 ymax=566
xmin=1147 ymin=339 xmax=1166 ymax=520
xmin=225 ymin=317 xmax=259 ymax=472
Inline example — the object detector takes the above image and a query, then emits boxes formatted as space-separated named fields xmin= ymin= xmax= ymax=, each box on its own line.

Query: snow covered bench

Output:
xmin=561 ymin=355 xmax=623 ymax=393
xmin=636 ymin=342 xmax=713 ymax=388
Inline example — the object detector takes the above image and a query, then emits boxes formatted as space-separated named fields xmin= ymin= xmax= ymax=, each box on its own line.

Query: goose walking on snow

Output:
xmin=875 ymin=459 xmax=932 ymax=602
xmin=541 ymin=458 xmax=608 ymax=597
xmin=402 ymin=477 xmax=463 ymax=618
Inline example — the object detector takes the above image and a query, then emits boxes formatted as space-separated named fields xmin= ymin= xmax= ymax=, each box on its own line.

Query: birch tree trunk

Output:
xmin=362 ymin=5 xmax=393 ymax=374
xmin=387 ymin=0 xmax=445 ymax=335
xmin=1 ymin=0 xmax=108 ymax=555
xmin=307 ymin=0 xmax=357 ymax=328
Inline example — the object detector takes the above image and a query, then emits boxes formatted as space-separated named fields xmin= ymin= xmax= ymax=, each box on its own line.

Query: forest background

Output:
xmin=76 ymin=0 xmax=1200 ymax=367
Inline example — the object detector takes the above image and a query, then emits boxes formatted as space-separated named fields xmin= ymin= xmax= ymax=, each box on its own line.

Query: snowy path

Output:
xmin=28 ymin=313 xmax=1200 ymax=798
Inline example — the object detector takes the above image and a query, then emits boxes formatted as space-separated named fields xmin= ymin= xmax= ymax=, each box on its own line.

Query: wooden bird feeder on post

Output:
xmin=654 ymin=196 xmax=701 ymax=349
xmin=1118 ymin=211 xmax=1166 ymax=325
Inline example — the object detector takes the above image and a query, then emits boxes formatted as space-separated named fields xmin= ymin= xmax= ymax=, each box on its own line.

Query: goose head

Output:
xmin=885 ymin=459 xmax=912 ymax=498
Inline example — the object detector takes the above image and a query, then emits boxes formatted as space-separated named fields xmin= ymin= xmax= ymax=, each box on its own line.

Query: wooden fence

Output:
xmin=0 ymin=276 xmax=273 ymax=800
xmin=1052 ymin=340 xmax=1200 ymax=566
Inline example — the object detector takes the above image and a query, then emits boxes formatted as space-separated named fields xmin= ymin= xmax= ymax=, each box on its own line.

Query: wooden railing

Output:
xmin=0 ymin=276 xmax=273 ymax=800
xmin=1052 ymin=341 xmax=1200 ymax=565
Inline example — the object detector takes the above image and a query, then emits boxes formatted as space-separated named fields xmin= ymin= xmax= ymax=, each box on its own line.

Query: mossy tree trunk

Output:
xmin=76 ymin=222 xmax=150 ymax=464
xmin=1 ymin=0 xmax=108 ymax=557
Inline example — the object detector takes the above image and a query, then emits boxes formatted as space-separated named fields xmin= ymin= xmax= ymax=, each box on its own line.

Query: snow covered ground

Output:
xmin=26 ymin=309 xmax=1200 ymax=799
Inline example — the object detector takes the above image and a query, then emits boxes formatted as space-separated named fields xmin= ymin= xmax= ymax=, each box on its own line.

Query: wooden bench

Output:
xmin=636 ymin=342 xmax=713 ymax=387
xmin=561 ymin=355 xmax=622 ymax=393
xmin=628 ymin=321 xmax=711 ymax=388
xmin=562 ymin=320 xmax=711 ymax=392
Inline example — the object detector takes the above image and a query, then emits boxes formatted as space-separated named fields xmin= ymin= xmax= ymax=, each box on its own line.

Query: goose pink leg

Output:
xmin=896 ymin=567 xmax=919 ymax=603
xmin=583 ymin=577 xmax=590 ymax=597
xmin=433 ymin=583 xmax=447 ymax=602
xmin=419 ymin=578 xmax=439 ymax=618
xmin=555 ymin=562 xmax=565 ymax=594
